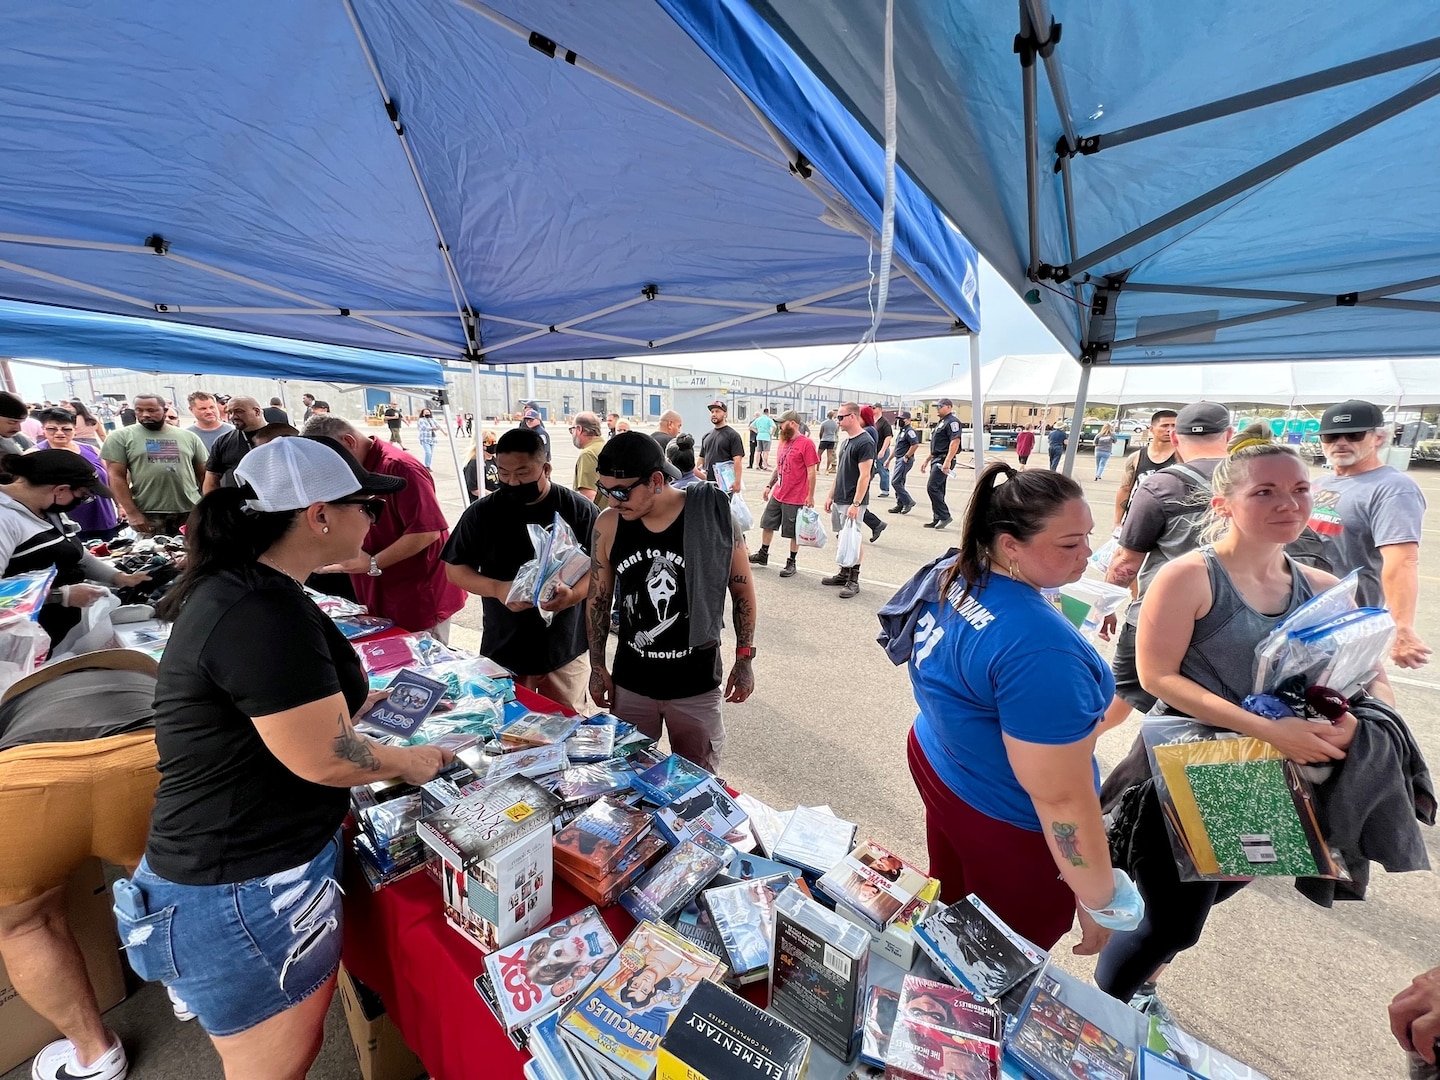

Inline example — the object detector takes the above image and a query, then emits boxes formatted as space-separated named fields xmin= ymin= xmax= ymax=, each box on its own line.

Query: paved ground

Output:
xmin=17 ymin=424 xmax=1436 ymax=1079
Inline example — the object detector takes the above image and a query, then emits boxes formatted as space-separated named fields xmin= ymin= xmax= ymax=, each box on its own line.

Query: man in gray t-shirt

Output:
xmin=1309 ymin=399 xmax=1430 ymax=668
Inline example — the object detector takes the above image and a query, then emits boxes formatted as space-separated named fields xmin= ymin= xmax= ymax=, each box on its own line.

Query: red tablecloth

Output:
xmin=341 ymin=684 xmax=628 ymax=1080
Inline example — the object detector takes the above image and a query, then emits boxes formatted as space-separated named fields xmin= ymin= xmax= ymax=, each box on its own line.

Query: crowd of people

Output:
xmin=0 ymin=382 xmax=1434 ymax=1079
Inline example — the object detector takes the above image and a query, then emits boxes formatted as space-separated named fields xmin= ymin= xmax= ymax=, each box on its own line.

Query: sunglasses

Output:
xmin=595 ymin=479 xmax=644 ymax=503
xmin=1319 ymin=430 xmax=1370 ymax=443
xmin=836 ymin=411 xmax=857 ymax=420
xmin=333 ymin=497 xmax=386 ymax=522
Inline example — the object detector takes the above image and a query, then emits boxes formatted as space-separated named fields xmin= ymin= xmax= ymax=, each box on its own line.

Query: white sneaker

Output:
xmin=31 ymin=1034 xmax=128 ymax=1080
xmin=166 ymin=985 xmax=196 ymax=1022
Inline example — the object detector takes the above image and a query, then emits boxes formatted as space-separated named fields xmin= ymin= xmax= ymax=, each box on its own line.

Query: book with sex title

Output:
xmin=769 ymin=882 xmax=871 ymax=1062
xmin=817 ymin=839 xmax=930 ymax=932
xmin=914 ymin=893 xmax=1045 ymax=1002
xmin=884 ymin=974 xmax=1001 ymax=1080
xmin=557 ymin=920 xmax=726 ymax=1080
xmin=655 ymin=978 xmax=811 ymax=1080
xmin=619 ymin=831 xmax=732 ymax=923
xmin=478 ymin=906 xmax=620 ymax=1034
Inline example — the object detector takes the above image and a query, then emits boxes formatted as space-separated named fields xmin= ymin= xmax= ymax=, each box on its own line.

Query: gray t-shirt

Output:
xmin=819 ymin=418 xmax=839 ymax=443
xmin=834 ymin=430 xmax=875 ymax=505
xmin=188 ymin=421 xmax=234 ymax=452
xmin=1309 ymin=465 xmax=1427 ymax=608
xmin=0 ymin=668 xmax=156 ymax=752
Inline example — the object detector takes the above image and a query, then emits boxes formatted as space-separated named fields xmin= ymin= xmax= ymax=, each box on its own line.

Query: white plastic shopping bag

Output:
xmin=835 ymin=519 xmax=862 ymax=566
xmin=729 ymin=493 xmax=754 ymax=532
xmin=796 ymin=507 xmax=827 ymax=549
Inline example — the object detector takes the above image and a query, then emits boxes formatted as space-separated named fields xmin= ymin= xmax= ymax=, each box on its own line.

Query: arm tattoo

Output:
xmin=731 ymin=590 xmax=755 ymax=649
xmin=729 ymin=573 xmax=748 ymax=585
xmin=334 ymin=711 xmax=380 ymax=772
xmin=1052 ymin=821 xmax=1087 ymax=867
xmin=587 ymin=543 xmax=614 ymax=664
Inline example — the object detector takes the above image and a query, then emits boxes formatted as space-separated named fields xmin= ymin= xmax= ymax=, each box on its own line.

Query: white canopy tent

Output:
xmin=912 ymin=354 xmax=1440 ymax=410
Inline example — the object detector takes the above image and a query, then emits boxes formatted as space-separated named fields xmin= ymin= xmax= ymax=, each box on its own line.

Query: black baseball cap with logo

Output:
xmin=1174 ymin=401 xmax=1230 ymax=435
xmin=1318 ymin=399 xmax=1385 ymax=434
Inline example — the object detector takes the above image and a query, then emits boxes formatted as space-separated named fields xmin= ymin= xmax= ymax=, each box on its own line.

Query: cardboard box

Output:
xmin=337 ymin=966 xmax=426 ymax=1080
xmin=0 ymin=859 xmax=126 ymax=1074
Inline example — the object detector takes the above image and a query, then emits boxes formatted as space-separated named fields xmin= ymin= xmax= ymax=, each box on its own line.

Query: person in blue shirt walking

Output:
xmin=887 ymin=412 xmax=922 ymax=515
xmin=1048 ymin=424 xmax=1068 ymax=470
xmin=900 ymin=462 xmax=1124 ymax=951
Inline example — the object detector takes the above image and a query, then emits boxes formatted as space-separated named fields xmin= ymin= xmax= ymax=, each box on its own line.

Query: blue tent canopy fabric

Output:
xmin=0 ymin=300 xmax=446 ymax=390
xmin=717 ymin=0 xmax=1440 ymax=366
xmin=0 ymin=0 xmax=979 ymax=372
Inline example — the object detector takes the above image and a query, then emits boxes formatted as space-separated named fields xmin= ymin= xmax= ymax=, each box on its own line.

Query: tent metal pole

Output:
xmin=1021 ymin=0 xmax=1079 ymax=151
xmin=1092 ymin=36 xmax=1440 ymax=152
xmin=470 ymin=359 xmax=484 ymax=455
xmin=1063 ymin=363 xmax=1091 ymax=477
xmin=1019 ymin=3 xmax=1042 ymax=276
xmin=439 ymin=398 xmax=466 ymax=498
xmin=1057 ymin=155 xmax=1088 ymax=347
xmin=1065 ymin=70 xmax=1440 ymax=278
xmin=525 ymin=364 xmax=536 ymax=409
xmin=969 ymin=333 xmax=984 ymax=474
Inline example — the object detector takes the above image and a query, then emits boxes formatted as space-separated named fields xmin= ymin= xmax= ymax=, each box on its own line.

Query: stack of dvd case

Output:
xmin=817 ymin=840 xmax=929 ymax=932
xmin=884 ymin=974 xmax=1002 ymax=1080
xmin=619 ymin=831 xmax=732 ymax=923
xmin=552 ymin=797 xmax=667 ymax=907
xmin=655 ymin=978 xmax=810 ymax=1080
xmin=769 ymin=883 xmax=871 ymax=1062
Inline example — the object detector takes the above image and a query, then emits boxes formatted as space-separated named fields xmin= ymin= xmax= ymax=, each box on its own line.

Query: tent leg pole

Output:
xmin=470 ymin=359 xmax=483 ymax=455
xmin=1064 ymin=363 xmax=1092 ymax=477
xmin=969 ymin=333 xmax=984 ymax=473
xmin=441 ymin=398 xmax=465 ymax=501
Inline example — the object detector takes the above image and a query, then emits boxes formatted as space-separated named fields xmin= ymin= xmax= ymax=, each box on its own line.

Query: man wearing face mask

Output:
xmin=102 ymin=393 xmax=209 ymax=535
xmin=442 ymin=428 xmax=599 ymax=711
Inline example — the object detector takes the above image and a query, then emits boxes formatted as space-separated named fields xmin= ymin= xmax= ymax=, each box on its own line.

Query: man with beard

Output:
xmin=586 ymin=433 xmax=756 ymax=772
xmin=442 ymin=428 xmax=598 ymax=711
xmin=101 ymin=393 xmax=208 ymax=535
xmin=696 ymin=400 xmax=744 ymax=493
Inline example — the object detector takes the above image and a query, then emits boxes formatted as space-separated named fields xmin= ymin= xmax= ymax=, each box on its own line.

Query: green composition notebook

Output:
xmin=1183 ymin=759 xmax=1321 ymax=878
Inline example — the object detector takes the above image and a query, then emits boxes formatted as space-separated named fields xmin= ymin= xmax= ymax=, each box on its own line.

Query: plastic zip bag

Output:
xmin=730 ymin=493 xmax=753 ymax=532
xmin=1275 ymin=607 xmax=1396 ymax=697
xmin=1253 ymin=571 xmax=1360 ymax=693
xmin=796 ymin=507 xmax=826 ymax=549
xmin=835 ymin=518 xmax=862 ymax=566
xmin=1054 ymin=578 xmax=1131 ymax=639
xmin=504 ymin=512 xmax=589 ymax=624
xmin=1141 ymin=718 xmax=1347 ymax=883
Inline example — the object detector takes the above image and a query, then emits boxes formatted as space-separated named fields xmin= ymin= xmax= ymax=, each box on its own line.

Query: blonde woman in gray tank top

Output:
xmin=1096 ymin=425 xmax=1395 ymax=1005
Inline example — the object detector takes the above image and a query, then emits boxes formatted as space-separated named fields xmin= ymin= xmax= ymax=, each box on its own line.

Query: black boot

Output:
xmin=821 ymin=565 xmax=850 ymax=586
xmin=778 ymin=554 xmax=798 ymax=579
xmin=748 ymin=545 xmax=769 ymax=566
xmin=839 ymin=565 xmax=861 ymax=598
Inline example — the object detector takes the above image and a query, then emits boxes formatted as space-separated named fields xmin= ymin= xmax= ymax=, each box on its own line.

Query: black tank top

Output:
xmin=1121 ymin=443 xmax=1174 ymax=518
xmin=609 ymin=510 xmax=721 ymax=700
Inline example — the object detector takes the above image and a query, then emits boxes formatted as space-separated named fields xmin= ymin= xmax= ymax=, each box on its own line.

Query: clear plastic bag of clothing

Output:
xmin=505 ymin=512 xmax=589 ymax=624
xmin=729 ymin=493 xmax=754 ymax=532
xmin=796 ymin=507 xmax=827 ymax=549
xmin=1141 ymin=717 xmax=1348 ymax=883
xmin=835 ymin=519 xmax=862 ymax=566
xmin=1252 ymin=571 xmax=1361 ymax=693
xmin=1261 ymin=607 xmax=1395 ymax=699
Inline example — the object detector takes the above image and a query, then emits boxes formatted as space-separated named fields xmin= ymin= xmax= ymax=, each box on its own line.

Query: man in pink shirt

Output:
xmin=303 ymin=416 xmax=466 ymax=639
xmin=748 ymin=410 xmax=819 ymax=578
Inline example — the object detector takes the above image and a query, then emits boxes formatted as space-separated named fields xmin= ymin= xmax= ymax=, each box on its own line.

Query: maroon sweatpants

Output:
xmin=907 ymin=727 xmax=1077 ymax=950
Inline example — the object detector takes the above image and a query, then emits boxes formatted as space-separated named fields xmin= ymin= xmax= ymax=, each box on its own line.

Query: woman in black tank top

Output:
xmin=1096 ymin=428 xmax=1393 ymax=1006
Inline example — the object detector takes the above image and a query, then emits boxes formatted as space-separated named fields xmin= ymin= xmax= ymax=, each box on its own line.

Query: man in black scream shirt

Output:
xmin=442 ymin=428 xmax=597 ymax=712
xmin=586 ymin=433 xmax=756 ymax=772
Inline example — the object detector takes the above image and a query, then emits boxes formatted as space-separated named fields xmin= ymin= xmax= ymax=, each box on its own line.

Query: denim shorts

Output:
xmin=113 ymin=831 xmax=344 ymax=1036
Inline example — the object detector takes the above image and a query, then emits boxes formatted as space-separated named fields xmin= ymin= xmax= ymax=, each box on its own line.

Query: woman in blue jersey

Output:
xmin=903 ymin=462 xmax=1124 ymax=952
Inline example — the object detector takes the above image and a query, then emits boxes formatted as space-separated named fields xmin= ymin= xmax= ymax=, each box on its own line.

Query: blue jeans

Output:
xmin=114 ymin=831 xmax=344 ymax=1036
xmin=877 ymin=449 xmax=891 ymax=494
xmin=891 ymin=456 xmax=915 ymax=509
xmin=1094 ymin=451 xmax=1112 ymax=478
xmin=1050 ymin=450 xmax=1064 ymax=470
xmin=420 ymin=439 xmax=435 ymax=468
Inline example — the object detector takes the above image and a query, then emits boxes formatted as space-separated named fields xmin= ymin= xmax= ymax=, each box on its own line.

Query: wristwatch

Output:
xmin=367 ymin=556 xmax=382 ymax=577
xmin=735 ymin=645 xmax=757 ymax=659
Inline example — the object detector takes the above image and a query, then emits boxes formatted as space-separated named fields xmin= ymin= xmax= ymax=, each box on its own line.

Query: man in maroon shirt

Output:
xmin=302 ymin=416 xmax=466 ymax=638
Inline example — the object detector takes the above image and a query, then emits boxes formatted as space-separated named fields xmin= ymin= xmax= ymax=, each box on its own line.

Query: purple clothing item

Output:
xmin=36 ymin=440 xmax=120 ymax=535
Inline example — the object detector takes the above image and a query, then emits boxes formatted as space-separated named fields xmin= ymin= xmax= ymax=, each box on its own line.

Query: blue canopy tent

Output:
xmin=685 ymin=0 xmax=1440 ymax=468
xmin=0 ymin=0 xmax=979 ymax=398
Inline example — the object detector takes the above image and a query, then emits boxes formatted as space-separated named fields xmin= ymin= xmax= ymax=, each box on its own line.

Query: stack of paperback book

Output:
xmin=417 ymin=775 xmax=561 ymax=953
xmin=475 ymin=906 xmax=620 ymax=1050
xmin=769 ymin=882 xmax=871 ymax=1063
xmin=914 ymin=894 xmax=1046 ymax=1003
xmin=553 ymin=797 xmax=668 ymax=907
xmin=655 ymin=978 xmax=810 ymax=1080
xmin=557 ymin=920 xmax=726 ymax=1079
xmin=884 ymin=974 xmax=1002 ymax=1080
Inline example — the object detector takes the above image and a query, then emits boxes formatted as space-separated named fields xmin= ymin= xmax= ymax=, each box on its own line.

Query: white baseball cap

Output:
xmin=235 ymin=435 xmax=406 ymax=512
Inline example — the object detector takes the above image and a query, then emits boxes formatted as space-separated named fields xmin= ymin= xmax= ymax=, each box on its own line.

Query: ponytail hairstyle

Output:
xmin=156 ymin=487 xmax=301 ymax=621
xmin=667 ymin=433 xmax=697 ymax=472
xmin=941 ymin=462 xmax=1084 ymax=599
xmin=1198 ymin=422 xmax=1303 ymax=544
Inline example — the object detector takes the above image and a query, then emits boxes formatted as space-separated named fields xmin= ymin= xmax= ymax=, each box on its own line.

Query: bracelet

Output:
xmin=1078 ymin=868 xmax=1145 ymax=931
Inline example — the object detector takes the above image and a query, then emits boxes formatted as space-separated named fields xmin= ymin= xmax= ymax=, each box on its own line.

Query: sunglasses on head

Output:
xmin=595 ymin=479 xmax=645 ymax=503
xmin=332 ymin=497 xmax=386 ymax=522
xmin=1320 ymin=430 xmax=1370 ymax=443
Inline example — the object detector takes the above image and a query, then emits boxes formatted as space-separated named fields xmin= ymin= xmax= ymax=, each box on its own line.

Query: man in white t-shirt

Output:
xmin=1309 ymin=399 xmax=1431 ymax=668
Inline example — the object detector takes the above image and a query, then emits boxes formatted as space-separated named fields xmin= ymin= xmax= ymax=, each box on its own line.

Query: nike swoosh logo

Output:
xmin=54 ymin=1064 xmax=105 ymax=1080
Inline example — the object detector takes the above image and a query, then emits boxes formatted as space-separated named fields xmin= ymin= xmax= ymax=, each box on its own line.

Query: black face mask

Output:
xmin=496 ymin=478 xmax=543 ymax=503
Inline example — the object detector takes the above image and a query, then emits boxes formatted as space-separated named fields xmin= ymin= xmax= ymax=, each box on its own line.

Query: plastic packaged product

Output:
xmin=795 ymin=506 xmax=827 ymax=549
xmin=303 ymin=585 xmax=369 ymax=618
xmin=1055 ymin=577 xmax=1132 ymax=638
xmin=0 ymin=567 xmax=57 ymax=624
xmin=1141 ymin=718 xmax=1347 ymax=882
xmin=1252 ymin=570 xmax=1361 ymax=693
xmin=505 ymin=512 xmax=591 ymax=625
